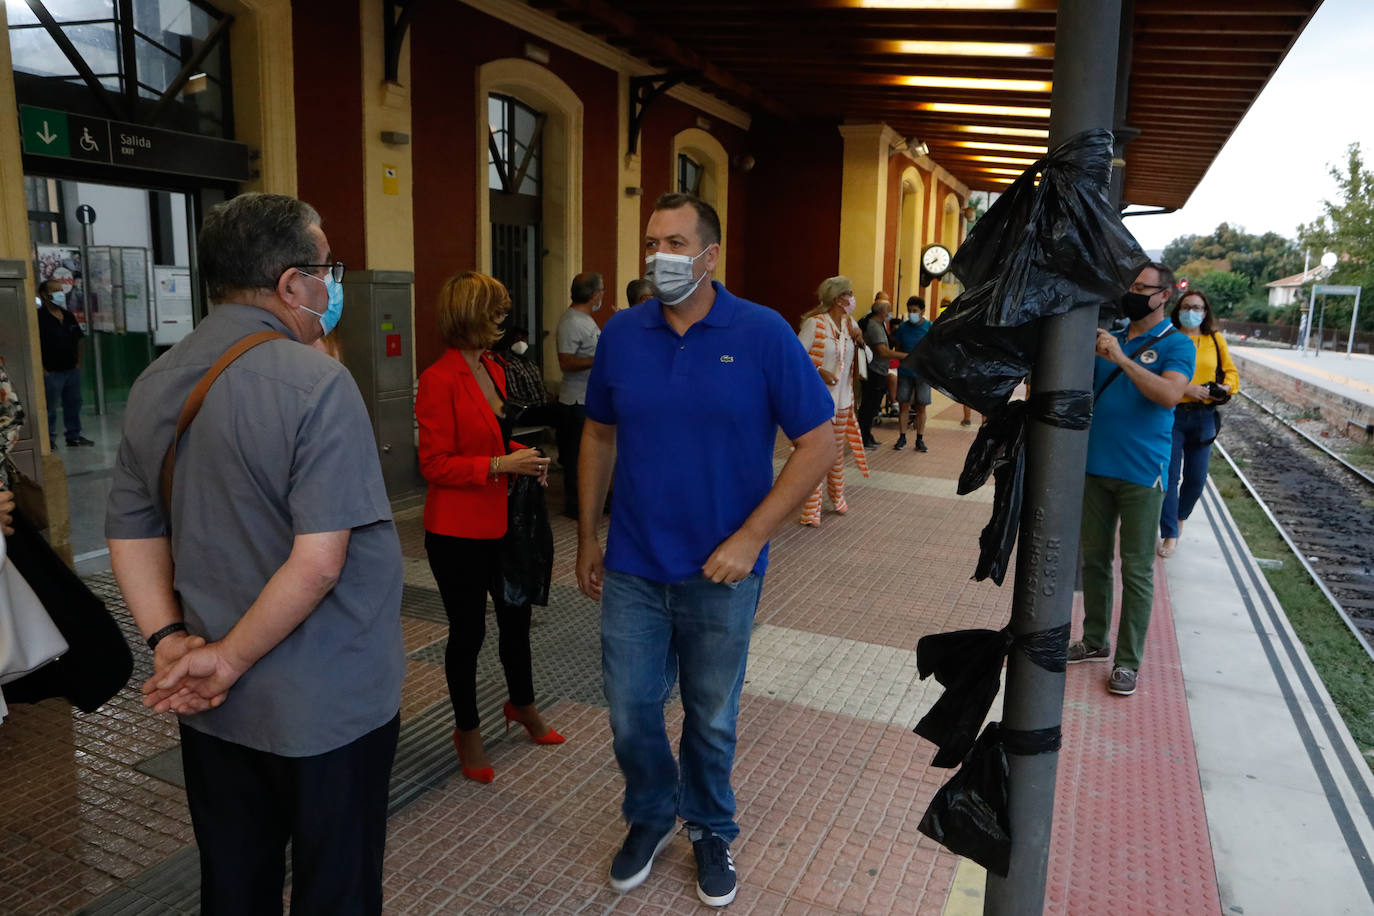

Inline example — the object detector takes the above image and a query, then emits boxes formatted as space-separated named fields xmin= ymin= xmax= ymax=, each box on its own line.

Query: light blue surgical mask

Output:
xmin=1179 ymin=309 xmax=1204 ymax=330
xmin=299 ymin=270 xmax=344 ymax=334
xmin=50 ymin=291 xmax=66 ymax=307
xmin=644 ymin=247 xmax=710 ymax=306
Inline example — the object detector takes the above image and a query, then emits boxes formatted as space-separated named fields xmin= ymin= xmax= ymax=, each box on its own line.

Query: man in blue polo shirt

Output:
xmin=1069 ymin=262 xmax=1194 ymax=697
xmin=891 ymin=296 xmax=933 ymax=452
xmin=577 ymin=193 xmax=836 ymax=907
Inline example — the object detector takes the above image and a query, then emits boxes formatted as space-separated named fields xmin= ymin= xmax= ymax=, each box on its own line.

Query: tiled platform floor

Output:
xmin=1 ymin=396 xmax=1223 ymax=914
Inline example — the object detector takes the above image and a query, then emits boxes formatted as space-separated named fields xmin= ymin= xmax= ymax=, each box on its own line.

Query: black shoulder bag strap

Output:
xmin=1210 ymin=333 xmax=1226 ymax=386
xmin=1093 ymin=324 xmax=1175 ymax=401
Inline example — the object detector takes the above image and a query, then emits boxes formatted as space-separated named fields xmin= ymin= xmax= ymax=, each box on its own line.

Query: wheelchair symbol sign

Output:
xmin=79 ymin=127 xmax=100 ymax=153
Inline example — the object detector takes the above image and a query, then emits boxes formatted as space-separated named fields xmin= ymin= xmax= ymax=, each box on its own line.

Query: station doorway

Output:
xmin=26 ymin=174 xmax=214 ymax=565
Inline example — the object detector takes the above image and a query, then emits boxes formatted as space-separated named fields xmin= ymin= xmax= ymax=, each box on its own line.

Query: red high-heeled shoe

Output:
xmin=452 ymin=728 xmax=494 ymax=783
xmin=503 ymin=701 xmax=566 ymax=745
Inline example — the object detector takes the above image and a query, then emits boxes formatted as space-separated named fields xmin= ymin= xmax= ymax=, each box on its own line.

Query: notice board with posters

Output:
xmin=85 ymin=246 xmax=116 ymax=332
xmin=153 ymin=266 xmax=194 ymax=346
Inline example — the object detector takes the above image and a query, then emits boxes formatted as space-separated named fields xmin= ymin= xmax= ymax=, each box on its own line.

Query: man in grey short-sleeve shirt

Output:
xmin=106 ymin=193 xmax=403 ymax=914
xmin=555 ymin=271 xmax=602 ymax=518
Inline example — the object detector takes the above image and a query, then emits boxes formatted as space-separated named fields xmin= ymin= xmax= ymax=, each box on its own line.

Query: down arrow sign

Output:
xmin=36 ymin=121 xmax=58 ymax=145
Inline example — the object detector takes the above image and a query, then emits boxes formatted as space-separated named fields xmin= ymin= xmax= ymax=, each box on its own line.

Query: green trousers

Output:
xmin=1079 ymin=473 xmax=1165 ymax=672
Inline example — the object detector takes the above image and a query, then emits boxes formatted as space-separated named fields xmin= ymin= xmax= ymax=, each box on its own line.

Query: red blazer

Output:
xmin=416 ymin=349 xmax=523 ymax=539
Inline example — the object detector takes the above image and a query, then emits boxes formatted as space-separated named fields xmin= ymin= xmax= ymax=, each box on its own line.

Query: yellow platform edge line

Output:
xmin=942 ymin=856 xmax=987 ymax=916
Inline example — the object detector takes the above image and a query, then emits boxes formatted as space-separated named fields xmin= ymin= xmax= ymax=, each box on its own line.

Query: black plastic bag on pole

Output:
xmin=913 ymin=627 xmax=1014 ymax=768
xmin=947 ymin=127 xmax=1149 ymax=327
xmin=957 ymin=401 xmax=1029 ymax=584
xmin=917 ymin=722 xmax=1012 ymax=877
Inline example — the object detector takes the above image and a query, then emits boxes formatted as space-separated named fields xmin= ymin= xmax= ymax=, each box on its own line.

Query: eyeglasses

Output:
xmin=1129 ymin=282 xmax=1168 ymax=294
xmin=293 ymin=262 xmax=346 ymax=283
xmin=1180 ymin=304 xmax=1206 ymax=312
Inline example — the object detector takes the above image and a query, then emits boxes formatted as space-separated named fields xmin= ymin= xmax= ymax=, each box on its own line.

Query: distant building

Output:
xmin=1266 ymin=267 xmax=1328 ymax=307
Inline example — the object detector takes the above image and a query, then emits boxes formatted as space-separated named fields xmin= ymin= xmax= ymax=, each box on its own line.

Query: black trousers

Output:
xmin=179 ymin=714 xmax=399 ymax=916
xmin=424 ymin=531 xmax=535 ymax=730
xmin=556 ymin=402 xmax=586 ymax=517
xmin=857 ymin=373 xmax=888 ymax=444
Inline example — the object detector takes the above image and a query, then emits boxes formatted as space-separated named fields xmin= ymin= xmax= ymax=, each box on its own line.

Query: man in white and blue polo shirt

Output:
xmin=1069 ymin=262 xmax=1194 ymax=698
xmin=576 ymin=192 xmax=836 ymax=907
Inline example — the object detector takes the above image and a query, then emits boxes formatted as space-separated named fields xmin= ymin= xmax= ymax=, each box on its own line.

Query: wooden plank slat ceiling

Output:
xmin=528 ymin=0 xmax=1322 ymax=210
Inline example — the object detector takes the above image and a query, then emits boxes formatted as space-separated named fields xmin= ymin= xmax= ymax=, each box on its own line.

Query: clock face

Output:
xmin=922 ymin=244 xmax=952 ymax=277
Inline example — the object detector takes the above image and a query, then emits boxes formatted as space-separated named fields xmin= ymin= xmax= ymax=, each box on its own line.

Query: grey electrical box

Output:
xmin=0 ymin=260 xmax=44 ymax=501
xmin=338 ymin=270 xmax=420 ymax=498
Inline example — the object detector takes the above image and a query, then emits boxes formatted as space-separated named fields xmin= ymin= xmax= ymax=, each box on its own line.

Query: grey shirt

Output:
xmin=556 ymin=307 xmax=600 ymax=405
xmin=863 ymin=317 xmax=890 ymax=356
xmin=105 ymin=304 xmax=404 ymax=757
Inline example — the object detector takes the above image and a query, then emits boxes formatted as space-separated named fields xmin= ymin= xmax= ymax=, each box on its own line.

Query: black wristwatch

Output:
xmin=146 ymin=621 xmax=188 ymax=651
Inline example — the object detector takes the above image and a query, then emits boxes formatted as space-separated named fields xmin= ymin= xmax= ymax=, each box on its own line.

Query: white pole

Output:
xmin=1348 ymin=288 xmax=1362 ymax=358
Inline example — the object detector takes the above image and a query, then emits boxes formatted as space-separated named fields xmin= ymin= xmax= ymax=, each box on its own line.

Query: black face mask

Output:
xmin=1120 ymin=291 xmax=1155 ymax=321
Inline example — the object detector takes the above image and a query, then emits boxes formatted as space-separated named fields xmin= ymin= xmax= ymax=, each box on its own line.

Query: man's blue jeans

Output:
xmin=44 ymin=368 xmax=83 ymax=443
xmin=601 ymin=569 xmax=762 ymax=843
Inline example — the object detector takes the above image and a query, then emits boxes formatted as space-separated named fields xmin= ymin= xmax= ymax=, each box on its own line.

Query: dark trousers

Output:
xmin=1160 ymin=405 xmax=1217 ymax=539
xmin=857 ymin=374 xmax=887 ymax=444
xmin=557 ymin=402 xmax=586 ymax=517
xmin=43 ymin=367 xmax=82 ymax=442
xmin=179 ymin=714 xmax=399 ymax=916
xmin=424 ymin=531 xmax=535 ymax=730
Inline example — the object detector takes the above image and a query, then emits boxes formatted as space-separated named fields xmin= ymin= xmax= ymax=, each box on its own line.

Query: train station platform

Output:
xmin=2 ymin=395 xmax=1373 ymax=915
xmin=1231 ymin=345 xmax=1374 ymax=434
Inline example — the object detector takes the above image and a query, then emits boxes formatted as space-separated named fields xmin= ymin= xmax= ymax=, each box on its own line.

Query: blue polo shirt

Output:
xmin=1087 ymin=317 xmax=1195 ymax=488
xmin=585 ymin=282 xmax=835 ymax=584
xmin=893 ymin=319 xmax=932 ymax=378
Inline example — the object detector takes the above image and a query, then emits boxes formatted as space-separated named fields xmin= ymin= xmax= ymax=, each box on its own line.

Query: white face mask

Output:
xmin=511 ymin=340 xmax=529 ymax=356
xmin=644 ymin=247 xmax=711 ymax=306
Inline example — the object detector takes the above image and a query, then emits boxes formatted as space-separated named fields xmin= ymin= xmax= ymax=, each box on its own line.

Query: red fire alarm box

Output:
xmin=385 ymin=333 xmax=402 ymax=357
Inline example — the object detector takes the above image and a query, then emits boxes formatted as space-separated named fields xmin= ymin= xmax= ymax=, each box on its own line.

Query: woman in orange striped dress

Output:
xmin=797 ymin=276 xmax=871 ymax=527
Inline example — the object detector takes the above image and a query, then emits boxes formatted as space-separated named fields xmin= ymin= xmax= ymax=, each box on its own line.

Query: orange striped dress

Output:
xmin=798 ymin=312 xmax=870 ymax=527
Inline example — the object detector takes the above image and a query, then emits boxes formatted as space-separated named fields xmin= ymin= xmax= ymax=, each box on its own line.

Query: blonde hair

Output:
xmin=437 ymin=271 xmax=511 ymax=350
xmin=803 ymin=275 xmax=853 ymax=322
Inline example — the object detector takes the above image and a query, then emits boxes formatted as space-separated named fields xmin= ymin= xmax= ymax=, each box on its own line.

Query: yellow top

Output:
xmin=1181 ymin=331 xmax=1240 ymax=404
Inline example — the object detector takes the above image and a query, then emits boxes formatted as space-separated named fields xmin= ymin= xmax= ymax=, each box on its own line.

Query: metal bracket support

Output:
xmin=627 ymin=71 xmax=697 ymax=156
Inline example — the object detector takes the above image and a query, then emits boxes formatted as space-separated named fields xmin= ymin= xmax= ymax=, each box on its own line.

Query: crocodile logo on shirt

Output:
xmin=720 ymin=355 xmax=735 ymax=363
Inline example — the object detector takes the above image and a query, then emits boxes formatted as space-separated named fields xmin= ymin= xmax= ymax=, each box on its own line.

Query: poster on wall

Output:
xmin=85 ymin=246 xmax=116 ymax=332
xmin=153 ymin=266 xmax=194 ymax=346
xmin=35 ymin=245 xmax=87 ymax=329
xmin=120 ymin=247 xmax=149 ymax=334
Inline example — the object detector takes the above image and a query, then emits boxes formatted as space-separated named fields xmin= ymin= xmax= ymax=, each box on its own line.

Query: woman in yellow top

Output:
xmin=1158 ymin=289 xmax=1239 ymax=557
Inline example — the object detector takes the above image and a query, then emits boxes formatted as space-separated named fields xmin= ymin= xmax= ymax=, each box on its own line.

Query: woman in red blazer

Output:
xmin=416 ymin=271 xmax=564 ymax=783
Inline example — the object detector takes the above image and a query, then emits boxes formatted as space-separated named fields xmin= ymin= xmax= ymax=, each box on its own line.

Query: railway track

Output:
xmin=1213 ymin=392 xmax=1374 ymax=662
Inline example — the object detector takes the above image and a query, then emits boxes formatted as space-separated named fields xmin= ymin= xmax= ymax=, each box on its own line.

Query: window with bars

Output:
xmin=7 ymin=0 xmax=232 ymax=138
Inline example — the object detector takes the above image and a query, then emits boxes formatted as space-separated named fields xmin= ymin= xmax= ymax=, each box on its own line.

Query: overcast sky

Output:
xmin=1124 ymin=0 xmax=1373 ymax=254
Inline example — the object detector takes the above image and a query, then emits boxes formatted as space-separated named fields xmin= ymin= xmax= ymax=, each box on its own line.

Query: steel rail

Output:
xmin=1213 ymin=440 xmax=1374 ymax=667
xmin=1237 ymin=390 xmax=1374 ymax=490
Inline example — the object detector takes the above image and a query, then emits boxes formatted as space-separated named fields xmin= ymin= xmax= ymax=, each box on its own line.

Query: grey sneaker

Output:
xmin=690 ymin=828 xmax=737 ymax=907
xmin=1108 ymin=666 xmax=1137 ymax=696
xmin=1067 ymin=641 xmax=1110 ymax=663
xmin=610 ymin=822 xmax=676 ymax=893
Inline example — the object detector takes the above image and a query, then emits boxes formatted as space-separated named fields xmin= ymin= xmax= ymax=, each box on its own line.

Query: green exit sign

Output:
xmin=20 ymin=106 xmax=69 ymax=157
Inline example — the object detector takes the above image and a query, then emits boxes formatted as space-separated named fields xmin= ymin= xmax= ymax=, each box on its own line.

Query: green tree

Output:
xmin=1162 ymin=223 xmax=1301 ymax=288
xmin=1298 ymin=143 xmax=1374 ymax=333
xmin=1193 ymin=271 xmax=1252 ymax=315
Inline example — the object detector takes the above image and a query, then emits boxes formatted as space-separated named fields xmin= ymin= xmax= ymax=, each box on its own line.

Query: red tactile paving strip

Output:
xmin=1048 ymin=558 xmax=1222 ymax=916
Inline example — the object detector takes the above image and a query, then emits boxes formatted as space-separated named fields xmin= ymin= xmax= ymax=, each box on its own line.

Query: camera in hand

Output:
xmin=1204 ymin=381 xmax=1231 ymax=404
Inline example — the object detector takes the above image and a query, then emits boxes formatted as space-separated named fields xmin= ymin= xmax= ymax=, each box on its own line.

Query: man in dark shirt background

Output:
xmin=37 ymin=279 xmax=92 ymax=448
